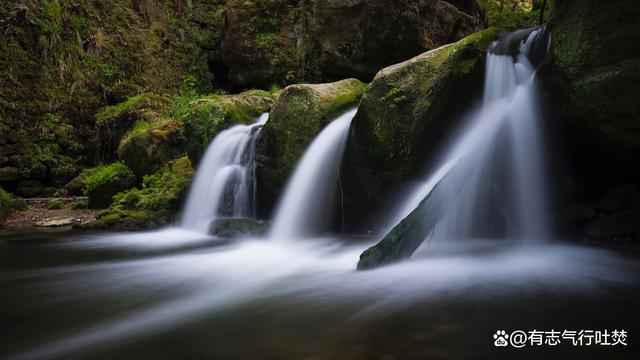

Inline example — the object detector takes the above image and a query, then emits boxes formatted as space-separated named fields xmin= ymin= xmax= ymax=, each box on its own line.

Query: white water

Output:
xmin=382 ymin=27 xmax=551 ymax=242
xmin=270 ymin=108 xmax=357 ymax=239
xmin=181 ymin=113 xmax=268 ymax=233
xmin=8 ymin=235 xmax=638 ymax=359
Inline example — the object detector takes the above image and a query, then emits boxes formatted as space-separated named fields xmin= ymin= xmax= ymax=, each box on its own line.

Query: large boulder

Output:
xmin=539 ymin=0 xmax=640 ymax=241
xmin=342 ymin=28 xmax=498 ymax=231
xmin=117 ymin=91 xmax=273 ymax=178
xmin=256 ymin=78 xmax=367 ymax=213
xmin=218 ymin=0 xmax=487 ymax=88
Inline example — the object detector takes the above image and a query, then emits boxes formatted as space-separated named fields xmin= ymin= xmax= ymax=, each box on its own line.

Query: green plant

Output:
xmin=46 ymin=199 xmax=65 ymax=209
xmin=379 ymin=82 xmax=408 ymax=109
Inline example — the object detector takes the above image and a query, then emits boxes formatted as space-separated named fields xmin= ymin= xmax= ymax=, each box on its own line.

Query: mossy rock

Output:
xmin=256 ymin=78 xmax=367 ymax=213
xmin=96 ymin=93 xmax=172 ymax=161
xmin=342 ymin=28 xmax=498 ymax=231
xmin=118 ymin=91 xmax=273 ymax=178
xmin=539 ymin=0 xmax=640 ymax=187
xmin=82 ymin=161 xmax=136 ymax=209
xmin=89 ymin=156 xmax=194 ymax=230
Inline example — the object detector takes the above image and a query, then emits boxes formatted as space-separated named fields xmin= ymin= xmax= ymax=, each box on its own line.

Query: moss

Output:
xmin=342 ymin=28 xmax=497 ymax=231
xmin=46 ymin=199 xmax=65 ymax=210
xmin=118 ymin=91 xmax=272 ymax=177
xmin=89 ymin=156 xmax=194 ymax=230
xmin=257 ymin=78 xmax=367 ymax=211
xmin=82 ymin=161 xmax=136 ymax=208
xmin=70 ymin=198 xmax=88 ymax=210
xmin=0 ymin=186 xmax=11 ymax=223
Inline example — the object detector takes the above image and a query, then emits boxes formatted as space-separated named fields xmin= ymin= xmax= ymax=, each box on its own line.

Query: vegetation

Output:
xmin=81 ymin=161 xmax=136 ymax=208
xmin=90 ymin=156 xmax=194 ymax=230
xmin=0 ymin=186 xmax=11 ymax=223
xmin=479 ymin=0 xmax=548 ymax=29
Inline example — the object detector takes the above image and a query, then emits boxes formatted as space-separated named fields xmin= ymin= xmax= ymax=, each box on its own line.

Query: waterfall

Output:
xmin=270 ymin=109 xmax=357 ymax=239
xmin=385 ymin=26 xmax=551 ymax=242
xmin=181 ymin=113 xmax=268 ymax=233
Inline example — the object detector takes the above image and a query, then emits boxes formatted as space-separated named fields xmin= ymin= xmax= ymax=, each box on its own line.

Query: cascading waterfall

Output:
xmin=269 ymin=108 xmax=357 ymax=239
xmin=384 ymin=26 xmax=551 ymax=242
xmin=181 ymin=113 xmax=268 ymax=233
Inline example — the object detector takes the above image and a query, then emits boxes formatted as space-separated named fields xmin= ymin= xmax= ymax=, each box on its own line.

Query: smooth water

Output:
xmin=1 ymin=231 xmax=639 ymax=359
xmin=270 ymin=109 xmax=356 ymax=239
xmin=181 ymin=113 xmax=268 ymax=233
xmin=381 ymin=28 xmax=551 ymax=242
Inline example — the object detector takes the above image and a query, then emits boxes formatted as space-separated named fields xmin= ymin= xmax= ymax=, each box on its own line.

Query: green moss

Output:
xmin=90 ymin=156 xmax=194 ymax=230
xmin=257 ymin=78 xmax=366 ymax=207
xmin=0 ymin=186 xmax=11 ymax=223
xmin=118 ymin=91 xmax=272 ymax=177
xmin=82 ymin=162 xmax=135 ymax=193
xmin=46 ymin=199 xmax=65 ymax=210
xmin=70 ymin=198 xmax=88 ymax=210
xmin=82 ymin=161 xmax=136 ymax=208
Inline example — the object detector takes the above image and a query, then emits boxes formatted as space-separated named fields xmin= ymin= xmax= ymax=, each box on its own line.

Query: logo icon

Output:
xmin=493 ymin=330 xmax=509 ymax=347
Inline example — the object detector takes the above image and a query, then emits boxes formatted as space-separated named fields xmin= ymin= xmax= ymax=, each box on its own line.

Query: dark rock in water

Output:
xmin=585 ymin=209 xmax=640 ymax=245
xmin=357 ymin=178 xmax=448 ymax=270
xmin=210 ymin=218 xmax=270 ymax=238
xmin=596 ymin=185 xmax=640 ymax=214
xmin=16 ymin=180 xmax=44 ymax=197
xmin=257 ymin=79 xmax=366 ymax=215
xmin=342 ymin=28 xmax=497 ymax=231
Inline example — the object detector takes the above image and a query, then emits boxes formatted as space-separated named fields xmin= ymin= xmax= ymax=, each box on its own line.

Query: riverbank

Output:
xmin=1 ymin=197 xmax=96 ymax=230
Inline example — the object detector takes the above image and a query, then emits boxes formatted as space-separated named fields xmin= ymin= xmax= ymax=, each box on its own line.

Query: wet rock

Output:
xmin=210 ymin=218 xmax=270 ymax=238
xmin=342 ymin=28 xmax=498 ymax=231
xmin=257 ymin=78 xmax=366 ymax=213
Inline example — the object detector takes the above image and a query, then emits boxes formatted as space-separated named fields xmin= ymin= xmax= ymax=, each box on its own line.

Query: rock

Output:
xmin=117 ymin=91 xmax=273 ymax=178
xmin=596 ymin=185 xmax=640 ymax=213
xmin=540 ymin=0 xmax=640 ymax=190
xmin=210 ymin=218 xmax=270 ymax=238
xmin=36 ymin=217 xmax=74 ymax=227
xmin=219 ymin=0 xmax=487 ymax=88
xmin=95 ymin=93 xmax=172 ymax=161
xmin=300 ymin=0 xmax=487 ymax=81
xmin=16 ymin=180 xmax=44 ymax=197
xmin=256 ymin=78 xmax=367 ymax=213
xmin=88 ymin=156 xmax=194 ymax=230
xmin=342 ymin=28 xmax=498 ymax=230
xmin=83 ymin=162 xmax=136 ymax=209
xmin=585 ymin=209 xmax=640 ymax=245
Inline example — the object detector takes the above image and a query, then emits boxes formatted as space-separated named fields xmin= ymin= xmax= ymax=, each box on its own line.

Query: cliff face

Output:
xmin=0 ymin=0 xmax=486 ymax=198
xmin=540 ymin=0 xmax=640 ymax=244
xmin=220 ymin=0 xmax=487 ymax=88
